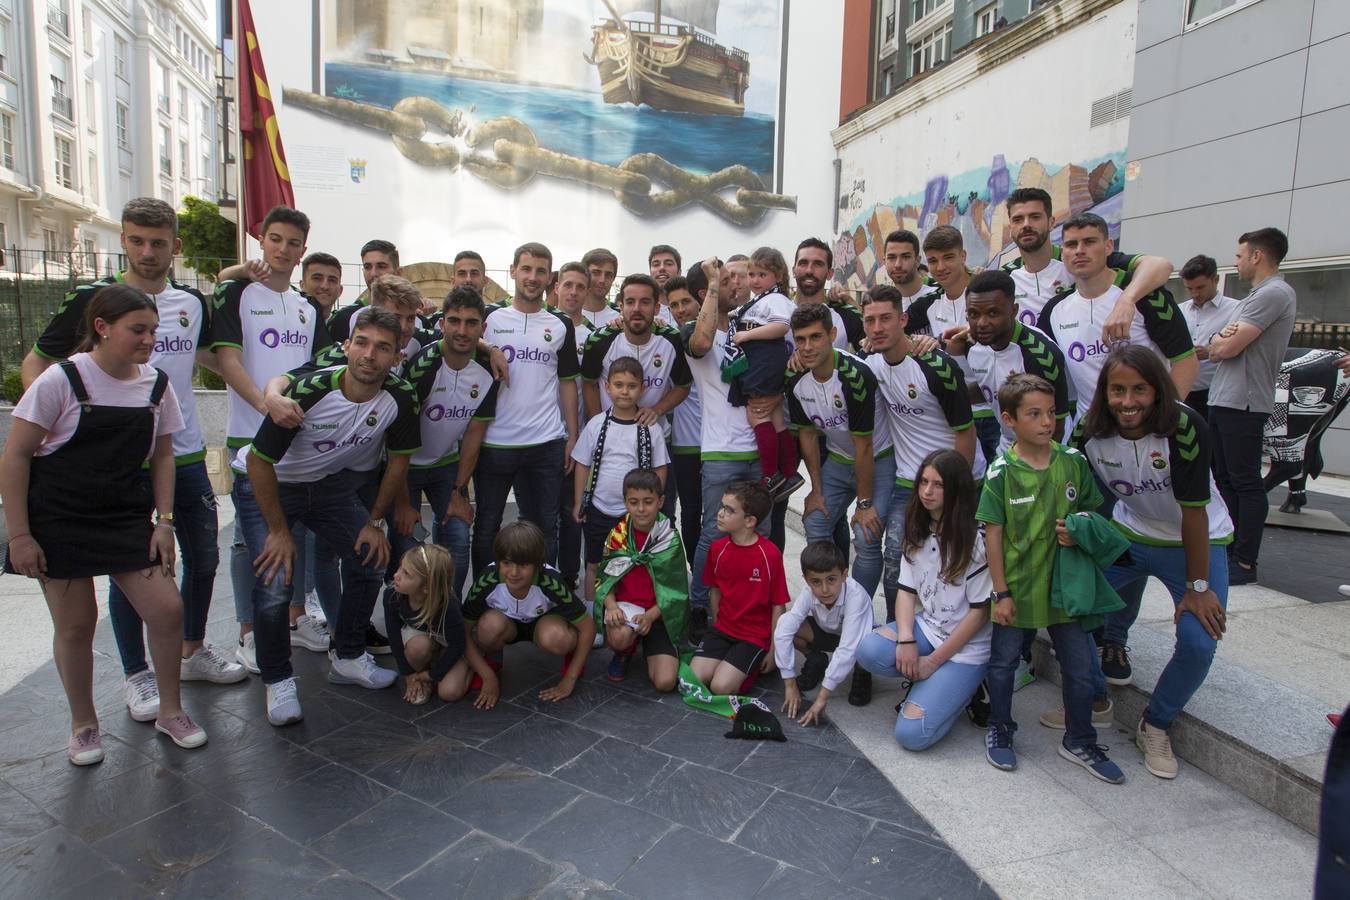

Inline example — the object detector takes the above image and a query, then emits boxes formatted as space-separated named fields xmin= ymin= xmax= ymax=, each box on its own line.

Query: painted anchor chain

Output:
xmin=284 ymin=89 xmax=797 ymax=227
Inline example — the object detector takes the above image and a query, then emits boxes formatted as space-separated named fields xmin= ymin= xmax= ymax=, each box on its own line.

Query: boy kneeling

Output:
xmin=596 ymin=469 xmax=688 ymax=690
xmin=462 ymin=521 xmax=596 ymax=702
xmin=775 ymin=541 xmax=876 ymax=725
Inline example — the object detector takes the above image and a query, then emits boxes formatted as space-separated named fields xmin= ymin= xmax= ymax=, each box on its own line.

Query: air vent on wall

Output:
xmin=1090 ymin=88 xmax=1133 ymax=128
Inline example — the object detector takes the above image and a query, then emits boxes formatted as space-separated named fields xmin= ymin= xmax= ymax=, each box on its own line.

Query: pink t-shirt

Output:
xmin=14 ymin=353 xmax=184 ymax=459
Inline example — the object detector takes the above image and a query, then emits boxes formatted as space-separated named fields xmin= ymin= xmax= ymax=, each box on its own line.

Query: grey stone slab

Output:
xmin=310 ymin=794 xmax=470 ymax=889
xmin=510 ymin=676 xmax=623 ymax=722
xmin=646 ymin=708 xmax=758 ymax=772
xmin=734 ymin=791 xmax=873 ymax=879
xmin=176 ymin=731 xmax=328 ymax=805
xmin=169 ymin=829 xmax=342 ymax=898
xmin=0 ymin=733 xmax=151 ymax=807
xmin=733 ymin=739 xmax=855 ymax=801
xmin=391 ymin=830 xmax=562 ymax=900
xmin=90 ymin=794 xmax=264 ymax=892
xmin=828 ymin=759 xmax=937 ymax=836
xmin=307 ymin=712 xmax=432 ymax=773
xmin=615 ymin=826 xmax=779 ymax=900
xmin=416 ymin=698 xmax=535 ymax=745
xmin=243 ymin=761 xmax=391 ymax=845
xmin=0 ymin=826 xmax=130 ymax=898
xmin=273 ymin=688 xmax=376 ymax=746
xmin=480 ymin=715 xmax=602 ymax=773
xmin=753 ymin=864 xmax=879 ymax=900
xmin=100 ymin=702 xmax=264 ymax=770
xmin=0 ymin=708 xmax=96 ymax=762
xmin=0 ymin=685 xmax=53 ymax=732
xmin=0 ymin=780 xmax=56 ymax=851
xmin=293 ymin=872 xmax=391 ymax=899
xmin=839 ymin=822 xmax=993 ymax=898
xmin=554 ymin=736 xmax=681 ymax=805
xmin=521 ymin=793 xmax=673 ymax=885
xmin=45 ymin=761 xmax=200 ymax=843
xmin=777 ymin=717 xmax=864 ymax=758
xmin=437 ymin=763 xmax=583 ymax=842
xmin=636 ymin=761 xmax=774 ymax=840
xmin=364 ymin=735 xmax=501 ymax=805
xmin=576 ymin=691 xmax=690 ymax=745
xmin=536 ymin=870 xmax=636 ymax=899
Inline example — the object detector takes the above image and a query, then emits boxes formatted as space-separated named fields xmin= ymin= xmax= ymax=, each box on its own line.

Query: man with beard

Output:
xmin=793 ymin=238 xmax=865 ymax=352
xmin=882 ymin=229 xmax=929 ymax=309
xmin=22 ymin=197 xmax=245 ymax=719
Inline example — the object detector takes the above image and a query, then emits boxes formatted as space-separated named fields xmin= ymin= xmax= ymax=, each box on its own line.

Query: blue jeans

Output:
xmin=975 ymin=416 xmax=1002 ymax=466
xmin=393 ymin=462 xmax=471 ymax=598
xmin=1102 ymin=540 xmax=1229 ymax=730
xmin=881 ymin=481 xmax=915 ymax=621
xmin=109 ymin=461 xmax=220 ymax=676
xmin=472 ymin=440 xmax=565 ymax=576
xmin=289 ymin=525 xmax=315 ymax=601
xmin=690 ymin=457 xmax=767 ymax=609
xmin=803 ymin=453 xmax=895 ymax=598
xmin=856 ymin=620 xmax=987 ymax=751
xmin=989 ymin=621 xmax=1099 ymax=748
xmin=233 ymin=470 xmax=385 ymax=684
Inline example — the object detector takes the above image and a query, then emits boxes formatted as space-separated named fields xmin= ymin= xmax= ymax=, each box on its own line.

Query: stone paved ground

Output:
xmin=0 ymin=531 xmax=994 ymax=898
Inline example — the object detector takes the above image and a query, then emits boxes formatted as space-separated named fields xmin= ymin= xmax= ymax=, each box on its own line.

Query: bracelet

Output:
xmin=153 ymin=523 xmax=175 ymax=530
xmin=897 ymin=639 xmax=917 ymax=645
xmin=8 ymin=532 xmax=31 ymax=541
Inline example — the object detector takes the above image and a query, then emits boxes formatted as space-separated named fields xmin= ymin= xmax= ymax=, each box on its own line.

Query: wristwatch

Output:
xmin=155 ymin=511 xmax=175 ymax=524
xmin=367 ymin=518 xmax=386 ymax=530
xmin=1187 ymin=579 xmax=1209 ymax=593
xmin=857 ymin=498 xmax=874 ymax=510
xmin=457 ymin=484 xmax=470 ymax=499
xmin=992 ymin=590 xmax=1012 ymax=600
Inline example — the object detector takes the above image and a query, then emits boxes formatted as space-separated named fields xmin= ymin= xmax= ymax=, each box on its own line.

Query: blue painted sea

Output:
xmin=324 ymin=62 xmax=776 ymax=180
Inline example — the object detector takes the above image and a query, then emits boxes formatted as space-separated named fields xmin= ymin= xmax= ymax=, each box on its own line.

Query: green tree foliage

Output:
xmin=178 ymin=196 xmax=237 ymax=282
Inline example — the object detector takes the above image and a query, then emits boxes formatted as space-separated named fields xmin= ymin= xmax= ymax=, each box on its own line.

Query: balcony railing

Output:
xmin=51 ymin=93 xmax=73 ymax=120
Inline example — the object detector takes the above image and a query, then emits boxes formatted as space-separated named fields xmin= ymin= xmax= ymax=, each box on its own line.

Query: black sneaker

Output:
xmin=796 ymin=651 xmax=828 ymax=692
xmin=1228 ymin=560 xmax=1258 ymax=586
xmin=965 ymin=679 xmax=991 ymax=727
xmin=761 ymin=473 xmax=786 ymax=496
xmin=1100 ymin=642 xmax=1132 ymax=686
xmin=365 ymin=624 xmax=391 ymax=656
xmin=772 ymin=473 xmax=806 ymax=503
xmin=1279 ymin=489 xmax=1306 ymax=514
xmin=847 ymin=666 xmax=872 ymax=706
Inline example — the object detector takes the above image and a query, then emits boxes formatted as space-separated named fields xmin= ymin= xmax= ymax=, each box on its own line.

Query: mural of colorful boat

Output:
xmin=587 ymin=0 xmax=750 ymax=117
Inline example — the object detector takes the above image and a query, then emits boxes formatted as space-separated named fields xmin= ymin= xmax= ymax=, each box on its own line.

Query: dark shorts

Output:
xmin=694 ymin=625 xmax=766 ymax=673
xmin=583 ymin=507 xmax=622 ymax=565
xmin=503 ymin=611 xmax=574 ymax=646
xmin=729 ymin=339 xmax=789 ymax=406
xmin=807 ymin=617 xmax=842 ymax=653
xmin=638 ymin=620 xmax=678 ymax=659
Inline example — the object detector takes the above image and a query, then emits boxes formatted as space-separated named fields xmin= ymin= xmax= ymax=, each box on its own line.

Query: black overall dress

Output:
xmin=5 ymin=360 xmax=169 ymax=579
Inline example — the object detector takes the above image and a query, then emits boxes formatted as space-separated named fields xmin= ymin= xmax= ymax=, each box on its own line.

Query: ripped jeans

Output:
xmin=855 ymin=618 xmax=988 ymax=751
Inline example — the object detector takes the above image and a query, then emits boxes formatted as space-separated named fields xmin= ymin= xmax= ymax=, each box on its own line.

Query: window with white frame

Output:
xmin=1186 ymin=0 xmax=1255 ymax=27
xmin=114 ymin=34 xmax=128 ymax=79
xmin=910 ymin=22 xmax=952 ymax=76
xmin=81 ymin=5 xmax=92 ymax=52
xmin=0 ymin=18 xmax=10 ymax=74
xmin=158 ymin=67 xmax=171 ymax=113
xmin=43 ymin=227 xmax=59 ymax=254
xmin=54 ymin=135 xmax=74 ymax=188
xmin=910 ymin=0 xmax=943 ymax=22
xmin=0 ymin=112 xmax=13 ymax=169
xmin=83 ymin=237 xmax=96 ymax=271
xmin=159 ymin=126 xmax=172 ymax=176
xmin=975 ymin=3 xmax=997 ymax=37
xmin=115 ymin=102 xmax=130 ymax=148
xmin=51 ymin=53 xmax=73 ymax=120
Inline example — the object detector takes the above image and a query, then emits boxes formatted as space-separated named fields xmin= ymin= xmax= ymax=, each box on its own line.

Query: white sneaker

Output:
xmin=124 ymin=670 xmax=160 ymax=722
xmin=236 ymin=633 xmax=260 ymax=675
xmin=328 ymin=652 xmax=396 ymax=690
xmin=266 ymin=677 xmax=303 ymax=726
xmin=290 ymin=615 xmax=331 ymax=653
xmin=181 ymin=645 xmax=248 ymax=684
xmin=304 ymin=591 xmax=326 ymax=626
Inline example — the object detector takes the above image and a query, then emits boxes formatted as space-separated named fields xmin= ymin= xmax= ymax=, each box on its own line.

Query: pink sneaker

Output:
xmin=67 ymin=727 xmax=104 ymax=766
xmin=154 ymin=714 xmax=207 ymax=749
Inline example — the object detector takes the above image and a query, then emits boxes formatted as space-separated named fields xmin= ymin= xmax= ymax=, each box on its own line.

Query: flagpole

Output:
xmin=233 ymin=0 xmax=246 ymax=266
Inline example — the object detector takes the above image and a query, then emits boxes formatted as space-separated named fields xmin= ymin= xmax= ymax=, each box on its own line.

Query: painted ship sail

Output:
xmin=587 ymin=0 xmax=750 ymax=117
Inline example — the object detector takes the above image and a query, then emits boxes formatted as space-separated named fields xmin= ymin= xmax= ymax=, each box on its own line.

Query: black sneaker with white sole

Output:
xmin=365 ymin=624 xmax=391 ymax=656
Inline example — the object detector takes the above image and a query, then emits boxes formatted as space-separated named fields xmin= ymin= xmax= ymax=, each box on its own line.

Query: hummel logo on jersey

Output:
xmin=1094 ymin=456 xmax=1123 ymax=468
xmin=1009 ymin=496 xmax=1035 ymax=505
xmin=249 ymin=308 xmax=276 ymax=316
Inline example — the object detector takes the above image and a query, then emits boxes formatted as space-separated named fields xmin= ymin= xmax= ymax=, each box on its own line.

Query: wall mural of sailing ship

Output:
xmin=587 ymin=0 xmax=750 ymax=117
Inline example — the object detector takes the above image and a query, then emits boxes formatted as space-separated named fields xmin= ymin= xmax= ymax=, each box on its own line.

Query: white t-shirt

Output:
xmin=481 ymin=304 xmax=579 ymax=448
xmin=16 ymin=353 xmax=184 ymax=459
xmin=571 ymin=413 xmax=670 ymax=516
xmin=736 ymin=289 xmax=795 ymax=328
xmin=773 ymin=578 xmax=876 ymax=692
xmin=683 ymin=326 xmax=758 ymax=461
xmin=898 ymin=529 xmax=993 ymax=666
xmin=671 ymin=376 xmax=702 ymax=451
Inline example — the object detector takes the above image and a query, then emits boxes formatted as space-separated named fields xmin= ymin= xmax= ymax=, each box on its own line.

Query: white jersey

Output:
xmin=211 ymin=280 xmax=329 ymax=447
xmin=1008 ymin=257 xmax=1072 ymax=327
xmin=580 ymin=324 xmax=692 ymax=439
xmin=966 ymin=323 xmax=1071 ymax=454
xmin=481 ymin=304 xmax=579 ymax=448
xmin=866 ymin=349 xmax=982 ymax=486
xmin=404 ymin=343 xmax=499 ymax=468
xmin=899 ymin=528 xmax=993 ymax=666
xmin=784 ymin=349 xmax=892 ymax=463
xmin=683 ymin=325 xmax=758 ymax=461
xmin=582 ymin=304 xmax=621 ymax=330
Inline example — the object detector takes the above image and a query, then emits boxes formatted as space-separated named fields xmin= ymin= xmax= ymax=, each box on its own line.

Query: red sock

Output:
xmin=753 ymin=421 xmax=778 ymax=478
xmin=776 ymin=429 xmax=798 ymax=476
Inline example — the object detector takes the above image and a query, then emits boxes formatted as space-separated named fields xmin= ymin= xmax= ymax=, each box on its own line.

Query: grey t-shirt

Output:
xmin=1209 ymin=274 xmax=1296 ymax=414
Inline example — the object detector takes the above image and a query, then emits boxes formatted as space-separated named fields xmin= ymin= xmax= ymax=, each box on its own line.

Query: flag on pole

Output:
xmin=237 ymin=0 xmax=294 ymax=240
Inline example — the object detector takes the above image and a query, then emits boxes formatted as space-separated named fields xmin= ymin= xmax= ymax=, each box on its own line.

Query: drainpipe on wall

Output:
xmin=832 ymin=158 xmax=842 ymax=235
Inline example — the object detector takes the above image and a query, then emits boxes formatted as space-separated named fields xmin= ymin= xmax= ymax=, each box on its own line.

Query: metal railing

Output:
xmin=50 ymin=93 xmax=73 ymax=120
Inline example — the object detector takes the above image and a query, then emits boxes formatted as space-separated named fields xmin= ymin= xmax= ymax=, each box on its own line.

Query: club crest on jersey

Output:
xmin=177 ymin=312 xmax=189 ymax=328
xmin=833 ymin=395 xmax=843 ymax=409
xmin=543 ymin=328 xmax=553 ymax=342
xmin=1150 ymin=451 xmax=1167 ymax=470
xmin=365 ymin=414 xmax=378 ymax=427
xmin=653 ymin=357 xmax=663 ymax=368
xmin=907 ymin=384 xmax=918 ymax=400
xmin=299 ymin=309 xmax=307 ymax=324
xmin=470 ymin=384 xmax=480 ymax=398
xmin=1065 ymin=482 xmax=1077 ymax=502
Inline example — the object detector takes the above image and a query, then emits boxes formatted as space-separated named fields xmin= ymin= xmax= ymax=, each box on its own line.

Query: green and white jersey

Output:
xmin=481 ymin=304 xmax=579 ymax=448
xmin=236 ymin=365 xmax=420 ymax=483
xmin=976 ymin=443 xmax=1102 ymax=629
xmin=785 ymin=348 xmax=891 ymax=463
xmin=682 ymin=323 xmax=758 ymax=462
xmin=866 ymin=349 xmax=980 ymax=486
xmin=1039 ymin=273 xmax=1194 ymax=407
xmin=1004 ymin=249 xmax=1141 ymax=327
xmin=32 ymin=274 xmax=211 ymax=465
xmin=967 ymin=322 xmax=1070 ymax=454
xmin=461 ymin=563 xmax=587 ymax=625
xmin=211 ymin=280 xmax=331 ymax=447
xmin=404 ymin=342 xmax=499 ymax=468
xmin=582 ymin=303 xmax=621 ymax=330
xmin=580 ymin=323 xmax=692 ymax=438
xmin=903 ymin=285 xmax=965 ymax=339
xmin=1071 ymin=406 xmax=1233 ymax=546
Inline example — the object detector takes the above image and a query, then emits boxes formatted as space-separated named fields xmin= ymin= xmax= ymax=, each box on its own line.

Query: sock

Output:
xmin=776 ymin=429 xmax=798 ymax=476
xmin=753 ymin=421 xmax=778 ymax=478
